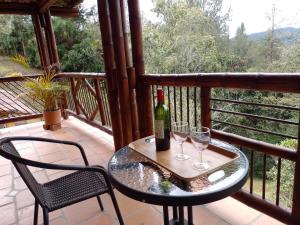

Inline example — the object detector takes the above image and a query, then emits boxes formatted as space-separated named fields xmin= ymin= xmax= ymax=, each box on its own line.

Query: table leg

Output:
xmin=173 ymin=206 xmax=178 ymax=220
xmin=163 ymin=206 xmax=169 ymax=225
xmin=179 ymin=206 xmax=184 ymax=225
xmin=187 ymin=206 xmax=193 ymax=225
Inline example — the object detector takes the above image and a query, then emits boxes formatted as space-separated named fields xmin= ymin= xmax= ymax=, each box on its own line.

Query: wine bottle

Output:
xmin=154 ymin=88 xmax=170 ymax=151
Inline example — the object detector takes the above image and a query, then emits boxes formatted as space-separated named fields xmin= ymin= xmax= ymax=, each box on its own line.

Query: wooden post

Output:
xmin=107 ymin=0 xmax=133 ymax=145
xmin=97 ymin=0 xmax=123 ymax=149
xmin=200 ymin=87 xmax=212 ymax=128
xmin=61 ymin=92 xmax=69 ymax=120
xmin=292 ymin=109 xmax=300 ymax=223
xmin=94 ymin=79 xmax=107 ymax=126
xmin=32 ymin=14 xmax=50 ymax=71
xmin=128 ymin=0 xmax=153 ymax=137
xmin=44 ymin=10 xmax=60 ymax=66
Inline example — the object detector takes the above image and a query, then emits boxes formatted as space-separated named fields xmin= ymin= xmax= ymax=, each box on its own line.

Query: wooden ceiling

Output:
xmin=0 ymin=0 xmax=83 ymax=17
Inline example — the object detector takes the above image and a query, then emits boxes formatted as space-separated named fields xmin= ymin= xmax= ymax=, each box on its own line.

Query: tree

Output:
xmin=144 ymin=0 xmax=233 ymax=73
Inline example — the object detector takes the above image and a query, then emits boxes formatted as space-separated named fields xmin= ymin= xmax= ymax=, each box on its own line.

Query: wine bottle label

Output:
xmin=155 ymin=120 xmax=164 ymax=139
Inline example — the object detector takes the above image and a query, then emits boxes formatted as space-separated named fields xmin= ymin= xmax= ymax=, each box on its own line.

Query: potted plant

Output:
xmin=21 ymin=64 xmax=68 ymax=130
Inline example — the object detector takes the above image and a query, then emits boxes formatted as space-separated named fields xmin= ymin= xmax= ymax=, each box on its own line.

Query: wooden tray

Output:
xmin=128 ymin=136 xmax=239 ymax=181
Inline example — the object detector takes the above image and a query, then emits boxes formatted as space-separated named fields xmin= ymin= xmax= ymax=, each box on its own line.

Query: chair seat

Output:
xmin=43 ymin=170 xmax=108 ymax=211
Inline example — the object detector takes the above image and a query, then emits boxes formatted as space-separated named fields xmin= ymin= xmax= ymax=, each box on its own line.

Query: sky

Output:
xmin=83 ymin=0 xmax=300 ymax=37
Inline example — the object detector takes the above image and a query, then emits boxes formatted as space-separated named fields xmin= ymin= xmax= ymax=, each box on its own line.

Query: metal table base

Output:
xmin=163 ymin=206 xmax=193 ymax=225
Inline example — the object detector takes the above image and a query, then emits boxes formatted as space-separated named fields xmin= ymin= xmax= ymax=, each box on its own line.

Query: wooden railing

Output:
xmin=143 ymin=73 xmax=300 ymax=225
xmin=58 ymin=72 xmax=112 ymax=134
xmin=0 ymin=73 xmax=112 ymax=135
xmin=1 ymin=71 xmax=300 ymax=224
xmin=0 ymin=76 xmax=44 ymax=125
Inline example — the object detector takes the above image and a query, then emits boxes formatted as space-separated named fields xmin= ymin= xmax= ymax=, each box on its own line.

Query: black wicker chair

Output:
xmin=0 ymin=136 xmax=124 ymax=225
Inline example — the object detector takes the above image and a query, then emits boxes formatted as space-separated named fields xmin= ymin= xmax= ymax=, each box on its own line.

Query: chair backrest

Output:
xmin=0 ymin=138 xmax=45 ymax=205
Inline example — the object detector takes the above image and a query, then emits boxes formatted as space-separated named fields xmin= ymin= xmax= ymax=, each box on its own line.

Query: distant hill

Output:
xmin=248 ymin=27 xmax=300 ymax=45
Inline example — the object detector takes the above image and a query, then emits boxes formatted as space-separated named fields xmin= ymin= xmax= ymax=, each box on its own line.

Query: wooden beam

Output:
xmin=50 ymin=7 xmax=79 ymax=17
xmin=0 ymin=3 xmax=37 ymax=15
xmin=0 ymin=3 xmax=79 ymax=17
xmin=39 ymin=0 xmax=57 ymax=13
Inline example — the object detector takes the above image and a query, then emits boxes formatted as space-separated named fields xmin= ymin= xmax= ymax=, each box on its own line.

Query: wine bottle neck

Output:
xmin=157 ymin=89 xmax=164 ymax=103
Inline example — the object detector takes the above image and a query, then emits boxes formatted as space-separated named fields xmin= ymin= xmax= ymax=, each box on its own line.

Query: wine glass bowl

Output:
xmin=190 ymin=126 xmax=211 ymax=170
xmin=171 ymin=121 xmax=190 ymax=160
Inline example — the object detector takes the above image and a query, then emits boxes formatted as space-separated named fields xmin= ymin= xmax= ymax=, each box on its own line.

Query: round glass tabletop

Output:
xmin=108 ymin=139 xmax=249 ymax=206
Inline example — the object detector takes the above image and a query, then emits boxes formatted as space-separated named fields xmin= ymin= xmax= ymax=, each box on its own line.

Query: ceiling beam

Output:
xmin=0 ymin=3 xmax=79 ymax=17
xmin=0 ymin=3 xmax=37 ymax=15
xmin=50 ymin=7 xmax=80 ymax=17
xmin=39 ymin=0 xmax=57 ymax=13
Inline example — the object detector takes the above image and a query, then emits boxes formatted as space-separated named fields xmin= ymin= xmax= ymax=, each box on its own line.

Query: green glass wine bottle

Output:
xmin=154 ymin=88 xmax=170 ymax=151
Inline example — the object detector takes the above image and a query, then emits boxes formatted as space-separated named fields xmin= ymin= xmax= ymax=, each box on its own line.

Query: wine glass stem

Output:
xmin=180 ymin=143 xmax=184 ymax=155
xmin=199 ymin=150 xmax=203 ymax=163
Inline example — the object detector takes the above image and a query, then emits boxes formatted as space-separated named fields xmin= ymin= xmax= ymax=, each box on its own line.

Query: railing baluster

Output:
xmin=262 ymin=153 xmax=267 ymax=199
xmin=250 ymin=150 xmax=254 ymax=194
xmin=180 ymin=87 xmax=183 ymax=122
xmin=276 ymin=157 xmax=282 ymax=206
xmin=174 ymin=86 xmax=177 ymax=122
xmin=187 ymin=87 xmax=190 ymax=124
xmin=194 ymin=87 xmax=197 ymax=126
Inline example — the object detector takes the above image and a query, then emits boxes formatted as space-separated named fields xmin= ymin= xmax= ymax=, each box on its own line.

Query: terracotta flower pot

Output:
xmin=43 ymin=109 xmax=61 ymax=131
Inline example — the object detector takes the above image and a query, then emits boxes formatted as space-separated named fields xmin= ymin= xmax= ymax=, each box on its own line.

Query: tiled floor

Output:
xmin=0 ymin=117 xmax=285 ymax=225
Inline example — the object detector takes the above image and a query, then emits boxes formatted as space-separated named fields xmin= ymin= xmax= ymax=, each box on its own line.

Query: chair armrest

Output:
xmin=0 ymin=144 xmax=108 ymax=179
xmin=7 ymin=136 xmax=89 ymax=165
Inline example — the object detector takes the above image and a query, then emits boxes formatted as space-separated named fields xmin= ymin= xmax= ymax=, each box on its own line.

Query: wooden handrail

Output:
xmin=142 ymin=73 xmax=300 ymax=93
xmin=57 ymin=72 xmax=107 ymax=79
xmin=211 ymin=129 xmax=297 ymax=161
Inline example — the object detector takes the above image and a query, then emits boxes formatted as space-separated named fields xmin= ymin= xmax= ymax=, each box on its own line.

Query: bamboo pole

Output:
xmin=127 ymin=0 xmax=153 ymax=137
xmin=120 ymin=0 xmax=140 ymax=140
xmin=107 ymin=0 xmax=133 ymax=145
xmin=32 ymin=14 xmax=50 ymax=71
xmin=97 ymin=0 xmax=123 ymax=149
xmin=44 ymin=10 xmax=60 ymax=66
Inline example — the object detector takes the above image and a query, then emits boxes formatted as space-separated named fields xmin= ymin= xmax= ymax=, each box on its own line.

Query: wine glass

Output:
xmin=171 ymin=121 xmax=190 ymax=160
xmin=190 ymin=126 xmax=211 ymax=170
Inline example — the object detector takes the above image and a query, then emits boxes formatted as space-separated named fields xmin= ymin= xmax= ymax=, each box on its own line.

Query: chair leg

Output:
xmin=33 ymin=200 xmax=39 ymax=225
xmin=42 ymin=207 xmax=49 ymax=225
xmin=109 ymin=191 xmax=124 ymax=225
xmin=96 ymin=196 xmax=104 ymax=211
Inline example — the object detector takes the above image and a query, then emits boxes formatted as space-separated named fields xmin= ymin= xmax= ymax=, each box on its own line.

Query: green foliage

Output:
xmin=0 ymin=7 xmax=104 ymax=73
xmin=144 ymin=0 xmax=232 ymax=73
xmin=17 ymin=65 xmax=69 ymax=112
xmin=9 ymin=54 xmax=30 ymax=69
xmin=268 ymin=139 xmax=297 ymax=208
xmin=53 ymin=6 xmax=104 ymax=72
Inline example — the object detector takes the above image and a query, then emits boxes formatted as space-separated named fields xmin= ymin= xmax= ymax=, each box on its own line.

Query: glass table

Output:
xmin=108 ymin=138 xmax=249 ymax=225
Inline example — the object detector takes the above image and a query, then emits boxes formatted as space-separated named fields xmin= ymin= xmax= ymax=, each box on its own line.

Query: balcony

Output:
xmin=0 ymin=116 xmax=285 ymax=225
xmin=0 ymin=0 xmax=299 ymax=224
